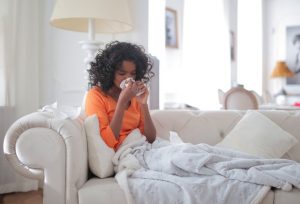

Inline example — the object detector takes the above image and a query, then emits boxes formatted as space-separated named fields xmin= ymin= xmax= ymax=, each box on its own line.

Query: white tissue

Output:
xmin=120 ymin=78 xmax=145 ymax=96
xmin=120 ymin=77 xmax=135 ymax=89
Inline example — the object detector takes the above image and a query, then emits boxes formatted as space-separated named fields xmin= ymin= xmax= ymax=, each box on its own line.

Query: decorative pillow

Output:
xmin=216 ymin=110 xmax=298 ymax=159
xmin=84 ymin=114 xmax=115 ymax=178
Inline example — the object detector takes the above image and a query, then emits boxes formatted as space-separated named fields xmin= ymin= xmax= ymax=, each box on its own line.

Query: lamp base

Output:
xmin=79 ymin=40 xmax=102 ymax=65
xmin=79 ymin=40 xmax=102 ymax=89
xmin=273 ymin=88 xmax=287 ymax=97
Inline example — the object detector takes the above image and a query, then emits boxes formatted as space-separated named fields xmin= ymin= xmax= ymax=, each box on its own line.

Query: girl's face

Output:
xmin=114 ymin=60 xmax=136 ymax=88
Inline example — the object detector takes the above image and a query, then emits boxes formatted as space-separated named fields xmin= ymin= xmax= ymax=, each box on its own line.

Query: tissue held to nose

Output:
xmin=119 ymin=77 xmax=135 ymax=89
xmin=120 ymin=78 xmax=145 ymax=96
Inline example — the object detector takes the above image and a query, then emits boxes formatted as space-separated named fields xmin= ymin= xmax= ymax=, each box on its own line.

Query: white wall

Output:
xmin=163 ymin=0 xmax=184 ymax=106
xmin=264 ymin=0 xmax=300 ymax=96
xmin=35 ymin=0 xmax=300 ymax=109
xmin=39 ymin=0 xmax=149 ymax=107
xmin=224 ymin=0 xmax=238 ymax=87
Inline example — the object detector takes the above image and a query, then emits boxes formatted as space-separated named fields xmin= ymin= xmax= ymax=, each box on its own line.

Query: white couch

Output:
xmin=3 ymin=109 xmax=300 ymax=204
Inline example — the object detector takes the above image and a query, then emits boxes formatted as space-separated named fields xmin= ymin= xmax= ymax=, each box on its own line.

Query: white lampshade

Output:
xmin=50 ymin=0 xmax=133 ymax=33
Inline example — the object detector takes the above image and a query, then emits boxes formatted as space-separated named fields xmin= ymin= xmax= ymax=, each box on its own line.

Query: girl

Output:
xmin=85 ymin=41 xmax=156 ymax=151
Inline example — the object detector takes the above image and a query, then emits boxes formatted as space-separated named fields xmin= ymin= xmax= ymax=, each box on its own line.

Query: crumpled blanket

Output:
xmin=39 ymin=102 xmax=84 ymax=120
xmin=113 ymin=130 xmax=300 ymax=204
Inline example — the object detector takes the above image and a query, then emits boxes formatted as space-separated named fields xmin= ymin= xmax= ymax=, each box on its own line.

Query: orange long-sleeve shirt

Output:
xmin=85 ymin=86 xmax=144 ymax=150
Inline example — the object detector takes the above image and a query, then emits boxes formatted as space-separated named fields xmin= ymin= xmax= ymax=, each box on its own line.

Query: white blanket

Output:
xmin=113 ymin=130 xmax=300 ymax=204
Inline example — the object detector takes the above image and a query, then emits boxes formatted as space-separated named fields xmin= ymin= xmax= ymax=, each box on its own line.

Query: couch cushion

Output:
xmin=260 ymin=190 xmax=274 ymax=204
xmin=151 ymin=110 xmax=243 ymax=145
xmin=151 ymin=110 xmax=300 ymax=161
xmin=84 ymin=115 xmax=115 ymax=178
xmin=274 ymin=188 xmax=300 ymax=204
xmin=216 ymin=110 xmax=298 ymax=158
xmin=78 ymin=178 xmax=126 ymax=204
xmin=277 ymin=112 xmax=300 ymax=162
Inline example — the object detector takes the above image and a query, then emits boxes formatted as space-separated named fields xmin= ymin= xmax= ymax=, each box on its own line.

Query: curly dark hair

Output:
xmin=88 ymin=41 xmax=155 ymax=91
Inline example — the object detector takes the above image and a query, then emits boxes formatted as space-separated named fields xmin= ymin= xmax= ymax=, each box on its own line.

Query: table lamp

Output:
xmin=50 ymin=0 xmax=133 ymax=86
xmin=271 ymin=61 xmax=294 ymax=96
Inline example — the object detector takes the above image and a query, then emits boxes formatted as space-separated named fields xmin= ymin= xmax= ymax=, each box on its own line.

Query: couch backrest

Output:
xmin=150 ymin=110 xmax=300 ymax=162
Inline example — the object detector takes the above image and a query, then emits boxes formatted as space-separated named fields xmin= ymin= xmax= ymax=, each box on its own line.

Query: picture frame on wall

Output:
xmin=286 ymin=25 xmax=300 ymax=85
xmin=230 ymin=30 xmax=236 ymax=62
xmin=165 ymin=8 xmax=178 ymax=48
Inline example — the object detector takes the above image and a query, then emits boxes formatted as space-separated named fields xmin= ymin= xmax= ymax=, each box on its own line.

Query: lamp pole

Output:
xmin=79 ymin=18 xmax=102 ymax=88
xmin=50 ymin=0 xmax=133 ymax=88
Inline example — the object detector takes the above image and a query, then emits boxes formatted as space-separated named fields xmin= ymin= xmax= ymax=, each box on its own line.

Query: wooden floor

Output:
xmin=0 ymin=190 xmax=42 ymax=204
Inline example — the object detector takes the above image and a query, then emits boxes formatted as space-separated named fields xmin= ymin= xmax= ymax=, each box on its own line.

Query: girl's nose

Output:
xmin=125 ymin=74 xmax=134 ymax=79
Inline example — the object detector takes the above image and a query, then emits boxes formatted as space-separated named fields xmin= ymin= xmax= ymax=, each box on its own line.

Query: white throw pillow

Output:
xmin=216 ymin=110 xmax=298 ymax=159
xmin=84 ymin=114 xmax=115 ymax=178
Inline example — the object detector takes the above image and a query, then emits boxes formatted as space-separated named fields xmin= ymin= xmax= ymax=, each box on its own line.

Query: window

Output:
xmin=181 ymin=0 xmax=231 ymax=109
xmin=148 ymin=0 xmax=231 ymax=110
xmin=237 ymin=0 xmax=262 ymax=94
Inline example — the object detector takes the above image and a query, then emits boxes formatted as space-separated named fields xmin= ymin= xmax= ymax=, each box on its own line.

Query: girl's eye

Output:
xmin=117 ymin=72 xmax=126 ymax=76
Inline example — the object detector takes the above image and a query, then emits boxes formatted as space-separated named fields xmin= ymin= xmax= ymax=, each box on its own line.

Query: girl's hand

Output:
xmin=118 ymin=80 xmax=140 ymax=104
xmin=135 ymin=81 xmax=149 ymax=104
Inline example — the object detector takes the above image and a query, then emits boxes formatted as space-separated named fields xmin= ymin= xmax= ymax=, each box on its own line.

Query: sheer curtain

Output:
xmin=180 ymin=0 xmax=231 ymax=110
xmin=237 ymin=0 xmax=262 ymax=94
xmin=0 ymin=0 xmax=39 ymax=194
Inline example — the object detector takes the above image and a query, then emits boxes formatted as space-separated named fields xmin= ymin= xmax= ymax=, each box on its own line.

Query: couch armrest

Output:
xmin=3 ymin=112 xmax=88 ymax=204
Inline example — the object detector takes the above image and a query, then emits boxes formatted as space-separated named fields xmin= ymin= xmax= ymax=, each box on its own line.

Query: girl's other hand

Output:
xmin=135 ymin=81 xmax=149 ymax=104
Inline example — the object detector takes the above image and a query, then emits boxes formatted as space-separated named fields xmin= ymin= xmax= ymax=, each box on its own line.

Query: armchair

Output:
xmin=222 ymin=86 xmax=259 ymax=110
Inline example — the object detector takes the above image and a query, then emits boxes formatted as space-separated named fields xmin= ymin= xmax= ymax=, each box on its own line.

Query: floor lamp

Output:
xmin=49 ymin=0 xmax=133 ymax=87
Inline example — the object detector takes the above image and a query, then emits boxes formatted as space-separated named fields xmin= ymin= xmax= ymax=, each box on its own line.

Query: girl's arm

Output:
xmin=109 ymin=101 xmax=126 ymax=140
xmin=136 ymin=82 xmax=156 ymax=142
xmin=110 ymin=82 xmax=139 ymax=139
xmin=141 ymin=103 xmax=156 ymax=143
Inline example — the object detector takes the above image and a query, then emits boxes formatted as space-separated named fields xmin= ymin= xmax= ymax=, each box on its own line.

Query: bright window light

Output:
xmin=180 ymin=0 xmax=231 ymax=109
xmin=237 ymin=0 xmax=262 ymax=94
xmin=148 ymin=1 xmax=231 ymax=110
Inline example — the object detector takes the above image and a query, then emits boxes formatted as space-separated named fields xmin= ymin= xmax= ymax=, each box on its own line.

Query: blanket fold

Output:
xmin=113 ymin=131 xmax=300 ymax=204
